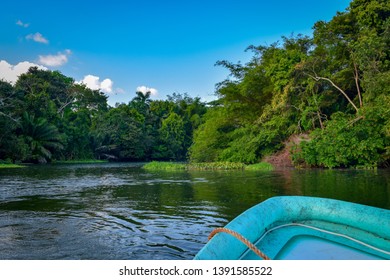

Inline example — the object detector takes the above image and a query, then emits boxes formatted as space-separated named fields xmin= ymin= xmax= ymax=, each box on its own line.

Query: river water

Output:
xmin=0 ymin=163 xmax=389 ymax=259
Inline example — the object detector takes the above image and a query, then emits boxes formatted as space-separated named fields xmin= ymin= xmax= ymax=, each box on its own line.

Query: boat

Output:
xmin=194 ymin=196 xmax=390 ymax=260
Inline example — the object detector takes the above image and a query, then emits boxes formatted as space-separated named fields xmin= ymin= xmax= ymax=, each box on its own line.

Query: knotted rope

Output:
xmin=208 ymin=227 xmax=271 ymax=260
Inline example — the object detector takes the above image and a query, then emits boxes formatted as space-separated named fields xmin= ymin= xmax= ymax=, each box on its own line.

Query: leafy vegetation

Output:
xmin=189 ymin=0 xmax=390 ymax=169
xmin=1 ymin=0 xmax=389 ymax=169
xmin=0 ymin=68 xmax=206 ymax=163
xmin=142 ymin=161 xmax=272 ymax=171
xmin=142 ymin=161 xmax=187 ymax=171
xmin=188 ymin=162 xmax=246 ymax=170
xmin=245 ymin=162 xmax=274 ymax=171
xmin=0 ymin=163 xmax=25 ymax=168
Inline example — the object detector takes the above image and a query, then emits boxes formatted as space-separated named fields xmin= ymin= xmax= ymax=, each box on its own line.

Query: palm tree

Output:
xmin=20 ymin=112 xmax=63 ymax=163
xmin=132 ymin=91 xmax=151 ymax=104
xmin=130 ymin=91 xmax=151 ymax=116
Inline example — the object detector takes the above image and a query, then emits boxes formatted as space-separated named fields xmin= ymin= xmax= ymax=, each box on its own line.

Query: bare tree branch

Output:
xmin=0 ymin=111 xmax=19 ymax=123
xmin=57 ymin=98 xmax=75 ymax=117
xmin=307 ymin=73 xmax=359 ymax=112
xmin=352 ymin=60 xmax=363 ymax=108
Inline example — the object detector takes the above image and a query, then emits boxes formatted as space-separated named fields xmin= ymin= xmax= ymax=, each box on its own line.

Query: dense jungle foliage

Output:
xmin=0 ymin=70 xmax=206 ymax=163
xmin=190 ymin=0 xmax=390 ymax=168
xmin=1 ymin=0 xmax=389 ymax=168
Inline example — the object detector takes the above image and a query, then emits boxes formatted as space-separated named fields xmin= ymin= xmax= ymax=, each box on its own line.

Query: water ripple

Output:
xmin=0 ymin=163 xmax=388 ymax=259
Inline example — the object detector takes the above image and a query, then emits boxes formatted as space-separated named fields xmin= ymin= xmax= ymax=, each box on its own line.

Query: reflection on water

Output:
xmin=0 ymin=163 xmax=389 ymax=259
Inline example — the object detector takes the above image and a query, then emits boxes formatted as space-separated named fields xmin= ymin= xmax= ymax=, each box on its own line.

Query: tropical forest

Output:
xmin=1 ymin=0 xmax=389 ymax=169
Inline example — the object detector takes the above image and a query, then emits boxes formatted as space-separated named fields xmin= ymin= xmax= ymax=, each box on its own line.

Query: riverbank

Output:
xmin=52 ymin=160 xmax=109 ymax=164
xmin=0 ymin=163 xmax=26 ymax=168
xmin=0 ymin=160 xmax=109 ymax=169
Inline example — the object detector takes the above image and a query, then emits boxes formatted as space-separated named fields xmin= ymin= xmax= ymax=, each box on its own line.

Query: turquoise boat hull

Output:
xmin=194 ymin=196 xmax=390 ymax=260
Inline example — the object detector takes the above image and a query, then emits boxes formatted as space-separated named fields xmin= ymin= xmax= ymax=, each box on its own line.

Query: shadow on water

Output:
xmin=0 ymin=163 xmax=389 ymax=259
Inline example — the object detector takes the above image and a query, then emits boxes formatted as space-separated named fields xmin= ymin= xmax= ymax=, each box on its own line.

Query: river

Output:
xmin=0 ymin=163 xmax=389 ymax=259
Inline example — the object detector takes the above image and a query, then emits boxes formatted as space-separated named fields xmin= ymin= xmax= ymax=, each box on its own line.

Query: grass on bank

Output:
xmin=142 ymin=161 xmax=187 ymax=170
xmin=0 ymin=163 xmax=26 ymax=169
xmin=245 ymin=162 xmax=274 ymax=171
xmin=188 ymin=162 xmax=246 ymax=170
xmin=142 ymin=161 xmax=273 ymax=171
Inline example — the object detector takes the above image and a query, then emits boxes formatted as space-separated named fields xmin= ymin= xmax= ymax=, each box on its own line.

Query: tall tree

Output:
xmin=158 ymin=112 xmax=185 ymax=160
xmin=0 ymin=80 xmax=20 ymax=161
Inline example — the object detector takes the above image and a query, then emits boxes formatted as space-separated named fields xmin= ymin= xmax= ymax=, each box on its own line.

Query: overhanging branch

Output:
xmin=307 ymin=74 xmax=359 ymax=112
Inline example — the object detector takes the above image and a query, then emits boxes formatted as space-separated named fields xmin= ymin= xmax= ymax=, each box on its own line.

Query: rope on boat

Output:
xmin=208 ymin=227 xmax=271 ymax=260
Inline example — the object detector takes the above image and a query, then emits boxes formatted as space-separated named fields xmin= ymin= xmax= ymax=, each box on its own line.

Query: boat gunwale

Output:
xmin=194 ymin=196 xmax=390 ymax=260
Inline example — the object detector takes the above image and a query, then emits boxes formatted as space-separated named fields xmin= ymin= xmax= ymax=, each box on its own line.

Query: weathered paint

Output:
xmin=194 ymin=196 xmax=390 ymax=260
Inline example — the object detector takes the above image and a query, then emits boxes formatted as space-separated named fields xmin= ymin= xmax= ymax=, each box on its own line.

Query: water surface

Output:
xmin=0 ymin=163 xmax=389 ymax=259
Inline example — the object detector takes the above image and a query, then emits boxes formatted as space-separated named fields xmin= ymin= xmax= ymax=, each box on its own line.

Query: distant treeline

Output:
xmin=1 ymin=0 xmax=389 ymax=168
xmin=0 ymin=69 xmax=206 ymax=163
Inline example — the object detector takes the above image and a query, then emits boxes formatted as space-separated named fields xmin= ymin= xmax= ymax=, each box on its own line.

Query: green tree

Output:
xmin=18 ymin=113 xmax=63 ymax=163
xmin=166 ymin=93 xmax=207 ymax=154
xmin=158 ymin=112 xmax=185 ymax=160
xmin=14 ymin=67 xmax=72 ymax=121
xmin=189 ymin=106 xmax=235 ymax=162
xmin=295 ymin=99 xmax=390 ymax=168
xmin=69 ymin=83 xmax=108 ymax=115
xmin=191 ymin=36 xmax=311 ymax=163
xmin=59 ymin=109 xmax=94 ymax=160
xmin=92 ymin=104 xmax=146 ymax=160
xmin=0 ymin=80 xmax=20 ymax=161
xmin=293 ymin=0 xmax=390 ymax=168
xmin=130 ymin=91 xmax=151 ymax=116
xmin=58 ymin=84 xmax=108 ymax=160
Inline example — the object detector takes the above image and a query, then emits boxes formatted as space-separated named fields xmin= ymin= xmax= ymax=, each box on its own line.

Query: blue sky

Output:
xmin=1 ymin=0 xmax=351 ymax=105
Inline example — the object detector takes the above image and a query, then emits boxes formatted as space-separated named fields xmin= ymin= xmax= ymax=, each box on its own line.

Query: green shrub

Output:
xmin=188 ymin=162 xmax=245 ymax=170
xmin=0 ymin=163 xmax=25 ymax=168
xmin=142 ymin=161 xmax=247 ymax=171
xmin=142 ymin=161 xmax=187 ymax=170
xmin=245 ymin=162 xmax=274 ymax=171
xmin=295 ymin=104 xmax=389 ymax=168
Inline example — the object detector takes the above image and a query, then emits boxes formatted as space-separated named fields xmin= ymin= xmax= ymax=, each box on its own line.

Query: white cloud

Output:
xmin=100 ymin=79 xmax=113 ymax=94
xmin=0 ymin=60 xmax=47 ymax=84
xmin=136 ymin=85 xmax=158 ymax=96
xmin=39 ymin=49 xmax=71 ymax=67
xmin=16 ymin=20 xmax=29 ymax=28
xmin=77 ymin=75 xmax=114 ymax=94
xmin=26 ymin=32 xmax=49 ymax=44
xmin=78 ymin=75 xmax=100 ymax=90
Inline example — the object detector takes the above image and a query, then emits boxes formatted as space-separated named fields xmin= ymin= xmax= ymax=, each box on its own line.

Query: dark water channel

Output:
xmin=0 ymin=163 xmax=389 ymax=259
